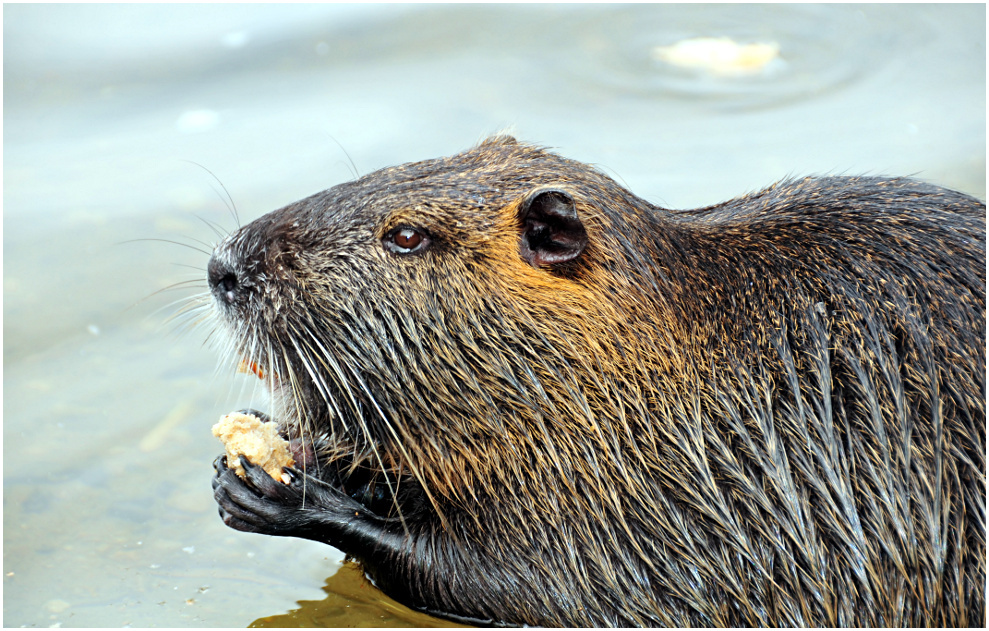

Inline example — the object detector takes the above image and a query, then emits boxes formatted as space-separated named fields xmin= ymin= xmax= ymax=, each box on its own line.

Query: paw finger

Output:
xmin=214 ymin=479 xmax=271 ymax=525
xmin=241 ymin=459 xmax=298 ymax=501
xmin=217 ymin=504 xmax=265 ymax=533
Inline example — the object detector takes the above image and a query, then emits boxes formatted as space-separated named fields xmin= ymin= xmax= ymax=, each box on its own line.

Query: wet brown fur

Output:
xmin=207 ymin=136 xmax=985 ymax=626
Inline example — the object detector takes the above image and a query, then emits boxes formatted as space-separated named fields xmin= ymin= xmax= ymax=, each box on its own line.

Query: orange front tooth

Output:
xmin=237 ymin=359 xmax=265 ymax=380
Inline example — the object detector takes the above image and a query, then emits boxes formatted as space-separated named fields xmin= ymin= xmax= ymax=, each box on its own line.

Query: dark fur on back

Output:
xmin=208 ymin=137 xmax=985 ymax=626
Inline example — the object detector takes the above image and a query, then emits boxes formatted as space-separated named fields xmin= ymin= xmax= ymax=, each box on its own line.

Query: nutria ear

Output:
xmin=518 ymin=189 xmax=588 ymax=267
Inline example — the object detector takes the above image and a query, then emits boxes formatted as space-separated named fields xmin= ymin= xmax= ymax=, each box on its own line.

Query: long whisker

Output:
xmin=139 ymin=288 xmax=210 ymax=323
xmin=293 ymin=320 xmax=415 ymax=526
xmin=326 ymin=134 xmax=361 ymax=179
xmin=292 ymin=315 xmax=407 ymax=522
xmin=181 ymin=159 xmax=240 ymax=229
xmin=119 ymin=237 xmax=214 ymax=256
xmin=340 ymin=360 xmax=446 ymax=532
xmin=195 ymin=214 xmax=229 ymax=240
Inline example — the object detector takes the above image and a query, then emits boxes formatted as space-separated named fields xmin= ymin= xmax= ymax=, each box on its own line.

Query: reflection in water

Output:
xmin=251 ymin=561 xmax=464 ymax=628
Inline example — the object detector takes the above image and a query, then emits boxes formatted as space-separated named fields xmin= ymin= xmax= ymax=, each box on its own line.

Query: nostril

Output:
xmin=208 ymin=257 xmax=242 ymax=306
xmin=218 ymin=273 xmax=238 ymax=303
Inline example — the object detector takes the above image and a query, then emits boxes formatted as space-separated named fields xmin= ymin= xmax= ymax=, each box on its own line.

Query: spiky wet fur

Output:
xmin=207 ymin=136 xmax=985 ymax=626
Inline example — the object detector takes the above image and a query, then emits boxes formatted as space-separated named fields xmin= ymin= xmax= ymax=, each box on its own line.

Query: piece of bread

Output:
xmin=212 ymin=412 xmax=294 ymax=484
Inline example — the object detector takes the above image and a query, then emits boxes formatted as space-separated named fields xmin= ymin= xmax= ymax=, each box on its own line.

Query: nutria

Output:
xmin=207 ymin=136 xmax=986 ymax=627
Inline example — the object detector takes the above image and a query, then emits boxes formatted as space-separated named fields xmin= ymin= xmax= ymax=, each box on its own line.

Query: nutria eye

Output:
xmin=394 ymin=229 xmax=421 ymax=249
xmin=385 ymin=227 xmax=429 ymax=254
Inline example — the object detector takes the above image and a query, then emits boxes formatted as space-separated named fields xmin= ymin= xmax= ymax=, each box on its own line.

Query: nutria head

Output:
xmin=206 ymin=135 xmax=679 ymax=512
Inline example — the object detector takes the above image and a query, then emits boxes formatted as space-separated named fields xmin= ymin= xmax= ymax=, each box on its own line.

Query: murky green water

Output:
xmin=3 ymin=3 xmax=984 ymax=627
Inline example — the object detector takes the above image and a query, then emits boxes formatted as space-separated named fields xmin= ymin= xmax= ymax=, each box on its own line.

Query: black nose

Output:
xmin=207 ymin=256 xmax=240 ymax=306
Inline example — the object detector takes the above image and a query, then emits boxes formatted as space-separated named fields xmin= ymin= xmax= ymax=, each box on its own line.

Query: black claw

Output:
xmin=235 ymin=408 xmax=271 ymax=423
xmin=213 ymin=454 xmax=227 ymax=474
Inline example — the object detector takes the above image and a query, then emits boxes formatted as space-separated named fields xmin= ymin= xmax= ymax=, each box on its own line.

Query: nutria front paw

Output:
xmin=212 ymin=454 xmax=357 ymax=541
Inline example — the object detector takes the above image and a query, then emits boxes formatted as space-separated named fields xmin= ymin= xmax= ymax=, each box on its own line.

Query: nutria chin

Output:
xmin=207 ymin=135 xmax=986 ymax=627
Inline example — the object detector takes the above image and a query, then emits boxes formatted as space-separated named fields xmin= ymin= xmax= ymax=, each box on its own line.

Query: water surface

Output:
xmin=3 ymin=3 xmax=984 ymax=627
